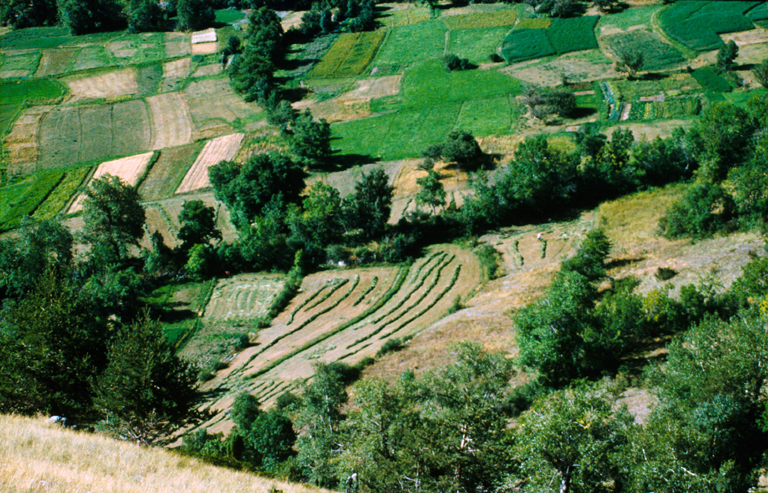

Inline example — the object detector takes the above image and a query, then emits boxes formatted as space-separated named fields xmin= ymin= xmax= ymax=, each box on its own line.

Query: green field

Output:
xmin=692 ymin=66 xmax=735 ymax=93
xmin=501 ymin=16 xmax=597 ymax=63
xmin=311 ymin=30 xmax=385 ymax=78
xmin=627 ymin=97 xmax=702 ymax=121
xmin=454 ymin=96 xmax=516 ymax=136
xmin=0 ymin=79 xmax=64 ymax=105
xmin=32 ymin=165 xmax=91 ymax=220
xmin=441 ymin=9 xmax=519 ymax=30
xmin=0 ymin=169 xmax=65 ymax=231
xmin=372 ymin=20 xmax=447 ymax=67
xmin=596 ymin=5 xmax=658 ymax=31
xmin=501 ymin=28 xmax=555 ymax=63
xmin=658 ymin=1 xmax=759 ymax=51
xmin=603 ymin=31 xmax=686 ymax=72
xmin=447 ymin=26 xmax=509 ymax=64
xmin=215 ymin=8 xmax=247 ymax=24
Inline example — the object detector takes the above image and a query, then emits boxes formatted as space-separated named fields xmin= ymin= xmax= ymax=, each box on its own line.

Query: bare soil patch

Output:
xmin=35 ymin=49 xmax=75 ymax=77
xmin=65 ymin=68 xmax=138 ymax=101
xmin=280 ymin=11 xmax=306 ymax=31
xmin=721 ymin=27 xmax=768 ymax=46
xmin=0 ymin=70 xmax=30 ymax=79
xmin=191 ymin=42 xmax=218 ymax=55
xmin=176 ymin=133 xmax=244 ymax=194
xmin=192 ymin=63 xmax=223 ymax=77
xmin=147 ymin=92 xmax=193 ymax=150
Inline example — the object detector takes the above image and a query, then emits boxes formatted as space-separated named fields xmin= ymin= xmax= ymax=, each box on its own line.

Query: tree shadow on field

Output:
xmin=331 ymin=151 xmax=379 ymax=170
xmin=278 ymin=85 xmax=312 ymax=103
xmin=605 ymin=256 xmax=646 ymax=270
xmin=641 ymin=72 xmax=668 ymax=81
xmin=570 ymin=107 xmax=597 ymax=119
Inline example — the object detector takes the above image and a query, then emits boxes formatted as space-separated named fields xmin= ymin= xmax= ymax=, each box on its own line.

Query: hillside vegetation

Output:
xmin=3 ymin=0 xmax=768 ymax=491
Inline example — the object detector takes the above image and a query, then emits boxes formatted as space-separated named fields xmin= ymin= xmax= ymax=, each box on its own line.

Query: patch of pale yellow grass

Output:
xmin=0 ymin=414 xmax=332 ymax=493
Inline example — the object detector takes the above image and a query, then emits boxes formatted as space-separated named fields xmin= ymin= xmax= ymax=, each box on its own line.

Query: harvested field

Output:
xmin=37 ymin=100 xmax=151 ymax=169
xmin=721 ymin=27 xmax=768 ymax=46
xmin=65 ymin=68 xmax=138 ymax=101
xmin=191 ymin=29 xmax=217 ymax=45
xmin=176 ymin=133 xmax=244 ymax=194
xmin=35 ymin=48 xmax=75 ymax=77
xmin=162 ymin=57 xmax=191 ymax=78
xmin=68 ymin=152 xmax=155 ymax=213
xmin=281 ymin=11 xmax=306 ymax=31
xmin=147 ymin=92 xmax=193 ymax=150
xmin=204 ymin=274 xmax=286 ymax=321
xmin=192 ymin=42 xmax=218 ymax=55
xmin=139 ymin=142 xmax=202 ymax=200
xmin=442 ymin=9 xmax=518 ymax=30
xmin=163 ymin=32 xmax=191 ymax=58
xmin=70 ymin=45 xmax=112 ymax=71
xmin=195 ymin=244 xmax=484 ymax=432
xmin=3 ymin=106 xmax=47 ymax=175
xmin=345 ymin=75 xmax=402 ymax=100
xmin=192 ymin=63 xmax=222 ymax=77
xmin=183 ymin=78 xmax=262 ymax=138
xmin=503 ymin=49 xmax=614 ymax=86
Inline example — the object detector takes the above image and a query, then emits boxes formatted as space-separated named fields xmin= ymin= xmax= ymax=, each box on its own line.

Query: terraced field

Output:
xmin=193 ymin=244 xmax=483 ymax=434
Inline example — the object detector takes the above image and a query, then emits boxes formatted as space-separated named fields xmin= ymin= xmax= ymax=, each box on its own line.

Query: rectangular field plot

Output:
xmin=65 ymin=68 xmax=138 ymax=101
xmin=442 ymin=9 xmax=519 ymax=30
xmin=611 ymin=73 xmax=700 ymax=101
xmin=447 ymin=26 xmax=509 ymax=64
xmin=68 ymin=152 xmax=155 ymax=213
xmin=332 ymin=103 xmax=462 ymax=161
xmin=597 ymin=5 xmax=658 ymax=33
xmin=176 ymin=133 xmax=244 ymax=194
xmin=501 ymin=28 xmax=555 ymax=62
xmin=35 ymin=48 xmax=75 ymax=77
xmin=0 ymin=50 xmax=41 ymax=78
xmin=627 ymin=97 xmax=702 ymax=121
xmin=182 ymin=78 xmax=264 ymax=138
xmin=398 ymin=59 xmax=522 ymax=110
xmin=603 ymin=31 xmax=686 ymax=72
xmin=0 ymin=79 xmax=64 ymax=105
xmin=548 ymin=16 xmax=599 ymax=54
xmin=147 ymin=92 xmax=193 ymax=150
xmin=310 ymin=31 xmax=384 ymax=78
xmin=0 ymin=169 xmax=64 ymax=231
xmin=204 ymin=274 xmax=287 ymax=321
xmin=454 ymin=96 xmax=514 ymax=136
xmin=70 ymin=45 xmax=113 ymax=71
xmin=372 ymin=20 xmax=447 ymax=67
xmin=38 ymin=100 xmax=151 ymax=169
xmin=378 ymin=6 xmax=431 ymax=28
xmin=659 ymin=1 xmax=760 ymax=51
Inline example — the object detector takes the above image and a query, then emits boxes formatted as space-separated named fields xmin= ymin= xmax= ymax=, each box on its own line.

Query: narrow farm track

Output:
xmin=196 ymin=244 xmax=483 ymax=435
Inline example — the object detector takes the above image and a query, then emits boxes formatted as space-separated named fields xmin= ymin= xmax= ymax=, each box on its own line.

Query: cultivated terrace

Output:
xmin=2 ymin=0 xmax=768 ymax=491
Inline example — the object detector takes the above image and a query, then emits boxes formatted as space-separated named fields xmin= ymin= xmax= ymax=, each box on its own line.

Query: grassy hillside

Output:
xmin=0 ymin=414 xmax=331 ymax=493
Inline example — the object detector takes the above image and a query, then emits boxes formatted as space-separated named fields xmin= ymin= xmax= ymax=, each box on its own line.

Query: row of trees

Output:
xmin=1 ymin=0 xmax=215 ymax=33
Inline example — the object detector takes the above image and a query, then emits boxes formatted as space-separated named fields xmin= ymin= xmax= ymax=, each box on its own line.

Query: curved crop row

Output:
xmin=378 ymin=264 xmax=462 ymax=342
xmin=348 ymin=255 xmax=455 ymax=349
xmin=352 ymin=276 xmax=378 ymax=306
xmin=287 ymin=283 xmax=330 ymax=325
xmin=304 ymin=277 xmax=349 ymax=312
xmin=246 ymin=267 xmax=409 ymax=380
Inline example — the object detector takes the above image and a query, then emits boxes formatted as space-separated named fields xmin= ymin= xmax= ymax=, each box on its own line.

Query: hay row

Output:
xmin=175 ymin=133 xmax=244 ymax=194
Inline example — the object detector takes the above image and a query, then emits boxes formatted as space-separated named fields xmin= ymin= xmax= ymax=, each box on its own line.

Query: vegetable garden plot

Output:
xmin=175 ymin=133 xmax=244 ymax=194
xmin=603 ymin=31 xmax=686 ymax=72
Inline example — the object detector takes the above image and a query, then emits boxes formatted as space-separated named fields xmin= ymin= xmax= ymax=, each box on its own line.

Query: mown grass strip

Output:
xmin=349 ymin=255 xmax=454 ymax=348
xmin=378 ymin=264 xmax=462 ymax=341
xmin=246 ymin=266 xmax=409 ymax=380
xmin=352 ymin=276 xmax=378 ymax=306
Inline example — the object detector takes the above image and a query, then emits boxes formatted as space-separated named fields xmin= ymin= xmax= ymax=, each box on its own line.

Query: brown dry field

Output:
xmin=139 ymin=142 xmax=201 ymax=200
xmin=191 ymin=42 xmax=218 ymax=55
xmin=147 ymin=92 xmax=193 ymax=150
xmin=182 ymin=78 xmax=259 ymax=139
xmin=35 ymin=48 xmax=75 ymax=77
xmin=163 ymin=32 xmax=191 ymax=58
xmin=306 ymin=160 xmax=405 ymax=197
xmin=3 ymin=106 xmax=47 ymax=175
xmin=162 ymin=57 xmax=191 ymax=79
xmin=176 ymin=133 xmax=244 ymax=194
xmin=64 ymin=68 xmax=138 ymax=101
xmin=194 ymin=244 xmax=484 ymax=434
xmin=68 ymin=152 xmax=155 ymax=213
xmin=281 ymin=11 xmax=307 ymax=31
xmin=141 ymin=192 xmax=238 ymax=249
xmin=191 ymin=63 xmax=223 ymax=77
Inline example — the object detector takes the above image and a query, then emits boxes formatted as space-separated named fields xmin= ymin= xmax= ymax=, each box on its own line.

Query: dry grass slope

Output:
xmin=0 ymin=414 xmax=332 ymax=493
